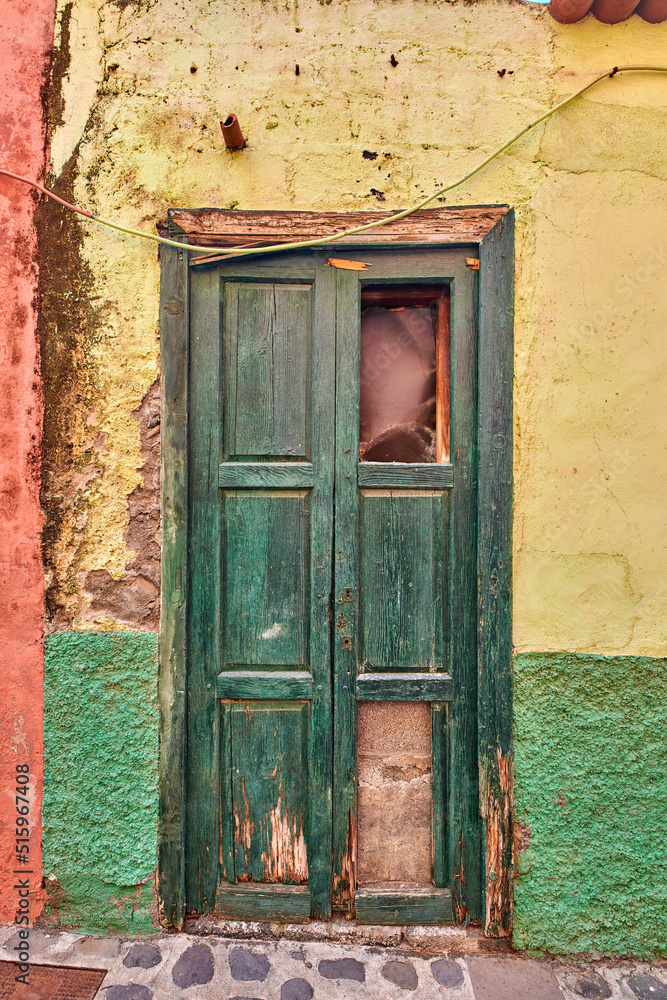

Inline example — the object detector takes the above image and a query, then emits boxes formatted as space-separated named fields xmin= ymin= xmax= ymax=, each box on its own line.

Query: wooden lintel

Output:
xmin=167 ymin=206 xmax=510 ymax=249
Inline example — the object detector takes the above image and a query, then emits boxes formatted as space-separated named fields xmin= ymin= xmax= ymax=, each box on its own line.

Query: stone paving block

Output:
xmin=123 ymin=942 xmax=163 ymax=969
xmin=171 ymin=943 xmax=215 ymax=987
xmin=382 ymin=959 xmax=419 ymax=990
xmin=106 ymin=987 xmax=154 ymax=1000
xmin=626 ymin=972 xmax=667 ymax=1000
xmin=281 ymin=977 xmax=315 ymax=1000
xmin=554 ymin=962 xmax=667 ymax=1000
xmin=229 ymin=945 xmax=272 ymax=981
xmin=74 ymin=936 xmax=121 ymax=958
xmin=3 ymin=928 xmax=63 ymax=956
xmin=467 ymin=956 xmax=564 ymax=1000
xmin=319 ymin=957 xmax=366 ymax=981
xmin=432 ymin=958 xmax=466 ymax=988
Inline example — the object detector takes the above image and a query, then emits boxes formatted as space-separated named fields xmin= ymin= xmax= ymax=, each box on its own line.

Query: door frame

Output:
xmin=157 ymin=207 xmax=514 ymax=936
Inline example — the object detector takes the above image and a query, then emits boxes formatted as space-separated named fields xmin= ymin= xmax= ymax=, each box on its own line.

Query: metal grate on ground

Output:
xmin=0 ymin=961 xmax=106 ymax=1000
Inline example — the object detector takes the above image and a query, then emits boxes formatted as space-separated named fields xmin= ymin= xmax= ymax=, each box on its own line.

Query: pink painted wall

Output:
xmin=0 ymin=0 xmax=56 ymax=922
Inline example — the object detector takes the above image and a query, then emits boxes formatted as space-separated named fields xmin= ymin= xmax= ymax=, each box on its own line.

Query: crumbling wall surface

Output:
xmin=42 ymin=631 xmax=159 ymax=934
xmin=0 ymin=0 xmax=56 ymax=924
xmin=357 ymin=702 xmax=432 ymax=885
xmin=513 ymin=653 xmax=667 ymax=957
xmin=41 ymin=0 xmax=667 ymax=946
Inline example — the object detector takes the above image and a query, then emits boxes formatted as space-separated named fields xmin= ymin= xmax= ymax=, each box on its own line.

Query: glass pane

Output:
xmin=360 ymin=302 xmax=441 ymax=462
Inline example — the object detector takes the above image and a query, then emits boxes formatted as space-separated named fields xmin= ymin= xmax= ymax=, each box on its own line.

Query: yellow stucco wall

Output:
xmin=46 ymin=0 xmax=667 ymax=654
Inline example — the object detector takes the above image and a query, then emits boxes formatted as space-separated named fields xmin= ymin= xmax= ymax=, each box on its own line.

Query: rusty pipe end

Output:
xmin=221 ymin=114 xmax=245 ymax=150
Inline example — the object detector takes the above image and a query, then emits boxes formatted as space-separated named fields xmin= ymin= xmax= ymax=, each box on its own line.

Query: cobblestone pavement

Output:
xmin=1 ymin=924 xmax=666 ymax=1000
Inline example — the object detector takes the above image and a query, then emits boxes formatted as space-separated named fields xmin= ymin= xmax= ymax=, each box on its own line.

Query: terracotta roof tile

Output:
xmin=548 ymin=0 xmax=667 ymax=20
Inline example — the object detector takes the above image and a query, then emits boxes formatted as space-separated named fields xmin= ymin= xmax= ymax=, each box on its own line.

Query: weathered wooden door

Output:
xmin=183 ymin=247 xmax=481 ymax=925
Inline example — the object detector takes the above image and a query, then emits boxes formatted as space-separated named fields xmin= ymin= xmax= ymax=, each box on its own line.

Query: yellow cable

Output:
xmin=2 ymin=65 xmax=666 ymax=259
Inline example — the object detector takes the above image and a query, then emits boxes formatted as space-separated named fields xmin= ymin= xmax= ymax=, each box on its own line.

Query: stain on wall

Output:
xmin=513 ymin=653 xmax=667 ymax=958
xmin=84 ymin=378 xmax=161 ymax=628
xmin=42 ymin=631 xmax=159 ymax=934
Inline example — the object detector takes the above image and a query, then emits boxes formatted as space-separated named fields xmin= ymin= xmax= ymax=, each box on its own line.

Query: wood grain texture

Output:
xmin=219 ymin=462 xmax=314 ymax=488
xmin=355 ymin=673 xmax=452 ymax=701
xmin=158 ymin=243 xmax=188 ymax=929
xmin=223 ymin=282 xmax=311 ymax=458
xmin=217 ymin=671 xmax=313 ymax=700
xmin=447 ymin=258 xmax=483 ymax=923
xmin=215 ymin=883 xmax=311 ymax=922
xmin=168 ymin=206 xmax=510 ymax=248
xmin=357 ymin=463 xmax=454 ymax=488
xmin=359 ymin=492 xmax=447 ymax=673
xmin=478 ymin=212 xmax=514 ymax=938
xmin=332 ymin=268 xmax=360 ymax=914
xmin=222 ymin=492 xmax=310 ymax=667
xmin=355 ymin=888 xmax=453 ymax=925
xmin=432 ymin=703 xmax=449 ymax=886
xmin=219 ymin=702 xmax=234 ymax=882
xmin=185 ymin=266 xmax=223 ymax=913
xmin=306 ymin=258 xmax=337 ymax=919
xmin=230 ymin=701 xmax=310 ymax=884
xmin=215 ymin=255 xmax=336 ymax=921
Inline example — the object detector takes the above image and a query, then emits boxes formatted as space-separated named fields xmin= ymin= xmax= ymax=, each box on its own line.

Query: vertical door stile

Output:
xmin=448 ymin=261 xmax=482 ymax=921
xmin=308 ymin=256 xmax=337 ymax=919
xmin=186 ymin=266 xmax=223 ymax=913
xmin=332 ymin=268 xmax=361 ymax=914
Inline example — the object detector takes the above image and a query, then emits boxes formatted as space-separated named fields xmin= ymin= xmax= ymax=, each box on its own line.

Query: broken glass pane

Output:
xmin=359 ymin=305 xmax=437 ymax=463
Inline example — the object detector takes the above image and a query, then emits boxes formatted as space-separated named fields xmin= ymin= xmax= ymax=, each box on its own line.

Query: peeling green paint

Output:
xmin=42 ymin=631 xmax=159 ymax=934
xmin=513 ymin=653 xmax=667 ymax=957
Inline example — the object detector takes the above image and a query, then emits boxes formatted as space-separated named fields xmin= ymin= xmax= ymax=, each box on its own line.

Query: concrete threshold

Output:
xmin=184 ymin=915 xmax=513 ymax=955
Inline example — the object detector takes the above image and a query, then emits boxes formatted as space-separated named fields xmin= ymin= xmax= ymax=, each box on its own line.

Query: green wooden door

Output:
xmin=185 ymin=248 xmax=481 ymax=925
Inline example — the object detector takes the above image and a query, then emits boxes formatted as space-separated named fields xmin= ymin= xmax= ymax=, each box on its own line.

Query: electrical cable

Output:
xmin=1 ymin=64 xmax=666 ymax=261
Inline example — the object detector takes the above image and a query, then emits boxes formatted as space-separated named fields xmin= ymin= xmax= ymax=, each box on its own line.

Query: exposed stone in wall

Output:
xmin=84 ymin=378 xmax=161 ymax=628
xmin=357 ymin=702 xmax=432 ymax=885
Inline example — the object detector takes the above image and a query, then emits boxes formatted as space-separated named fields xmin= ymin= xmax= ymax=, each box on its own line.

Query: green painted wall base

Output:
xmin=43 ymin=631 xmax=159 ymax=935
xmin=513 ymin=653 xmax=667 ymax=958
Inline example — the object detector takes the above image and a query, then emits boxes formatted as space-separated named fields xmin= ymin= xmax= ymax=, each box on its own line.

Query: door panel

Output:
xmin=222 ymin=491 xmax=310 ymax=668
xmin=223 ymin=282 xmax=311 ymax=458
xmin=359 ymin=491 xmax=448 ymax=672
xmin=227 ymin=700 xmax=310 ymax=883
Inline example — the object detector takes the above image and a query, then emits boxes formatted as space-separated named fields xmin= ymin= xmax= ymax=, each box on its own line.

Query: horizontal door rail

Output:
xmin=217 ymin=670 xmax=313 ymax=700
xmin=357 ymin=463 xmax=454 ymax=488
xmin=356 ymin=672 xmax=453 ymax=701
xmin=216 ymin=883 xmax=310 ymax=923
xmin=219 ymin=462 xmax=314 ymax=488
xmin=355 ymin=887 xmax=453 ymax=925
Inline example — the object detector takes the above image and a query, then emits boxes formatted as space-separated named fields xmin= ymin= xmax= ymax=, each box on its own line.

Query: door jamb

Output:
xmin=157 ymin=209 xmax=514 ymax=936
